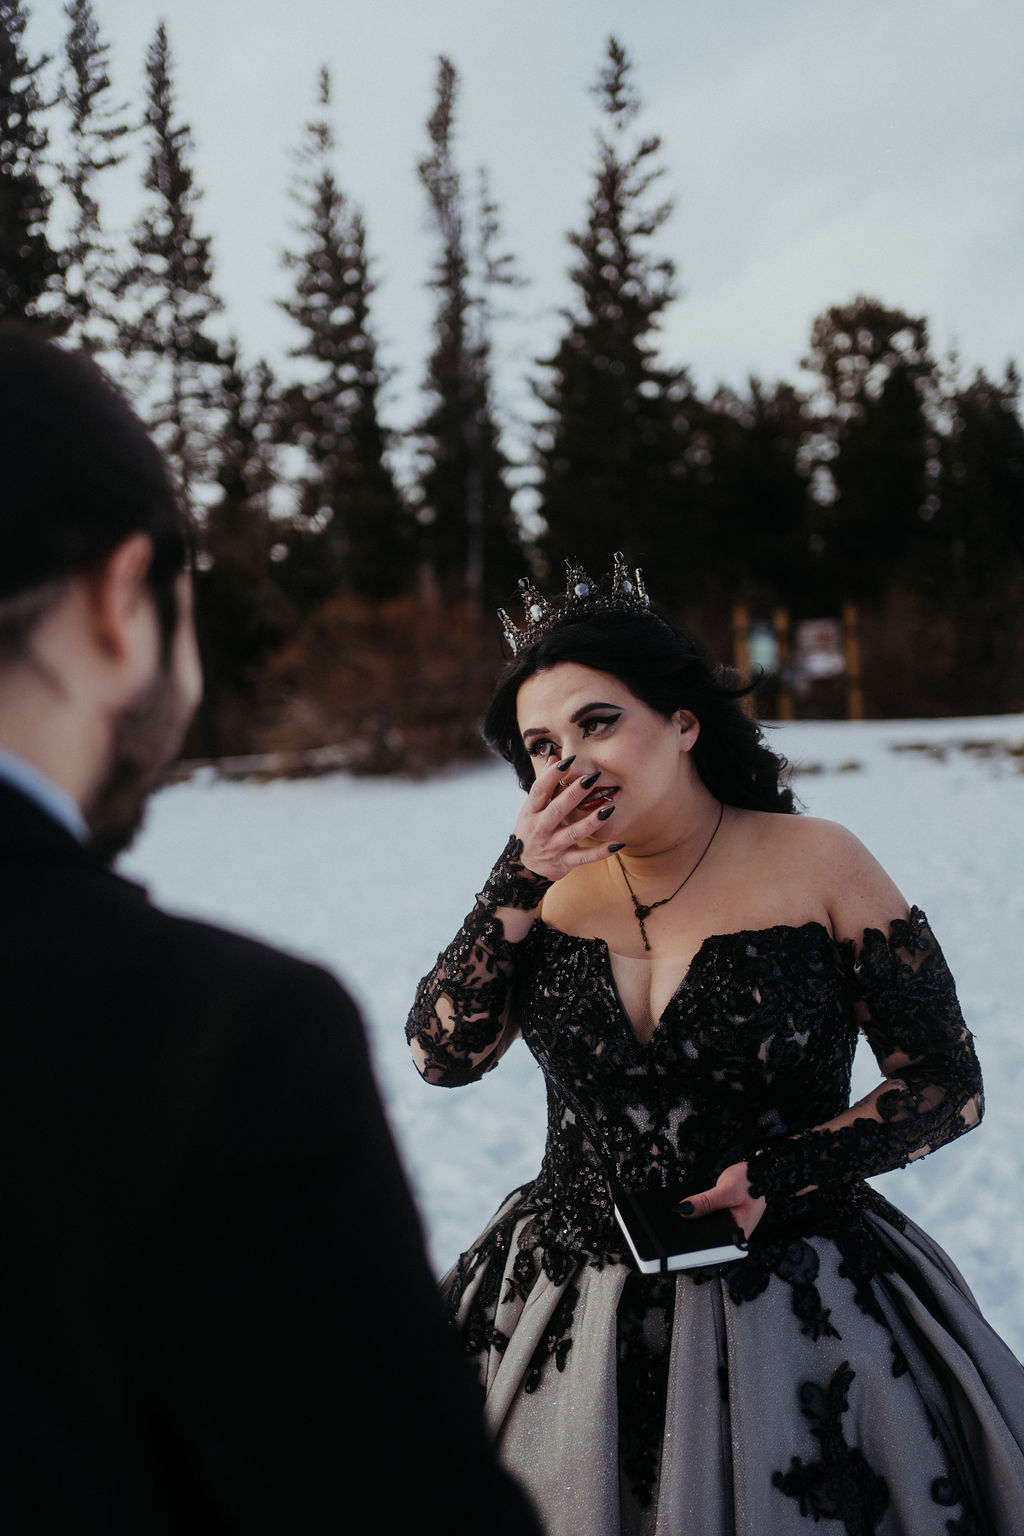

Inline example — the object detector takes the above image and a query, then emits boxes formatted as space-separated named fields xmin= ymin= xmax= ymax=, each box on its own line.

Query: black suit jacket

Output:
xmin=0 ymin=782 xmax=539 ymax=1534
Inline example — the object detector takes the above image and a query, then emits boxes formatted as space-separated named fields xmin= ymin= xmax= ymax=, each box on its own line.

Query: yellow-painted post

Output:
xmin=732 ymin=602 xmax=750 ymax=673
xmin=732 ymin=602 xmax=754 ymax=714
xmin=773 ymin=606 xmax=794 ymax=720
xmin=842 ymin=600 xmax=864 ymax=720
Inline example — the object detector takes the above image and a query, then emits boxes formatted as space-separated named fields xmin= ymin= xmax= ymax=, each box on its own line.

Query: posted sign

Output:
xmin=794 ymin=618 xmax=846 ymax=680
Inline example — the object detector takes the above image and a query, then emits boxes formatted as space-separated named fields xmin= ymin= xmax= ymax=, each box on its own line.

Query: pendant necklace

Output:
xmin=616 ymin=801 xmax=725 ymax=952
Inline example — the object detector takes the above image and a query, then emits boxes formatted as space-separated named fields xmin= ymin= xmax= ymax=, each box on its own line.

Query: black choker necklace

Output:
xmin=615 ymin=802 xmax=725 ymax=952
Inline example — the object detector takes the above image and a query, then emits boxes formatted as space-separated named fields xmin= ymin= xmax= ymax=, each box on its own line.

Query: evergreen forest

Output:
xmin=3 ymin=4 xmax=1023 ymax=772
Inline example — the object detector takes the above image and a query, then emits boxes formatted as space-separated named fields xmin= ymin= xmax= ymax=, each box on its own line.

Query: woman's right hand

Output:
xmin=510 ymin=751 xmax=621 ymax=884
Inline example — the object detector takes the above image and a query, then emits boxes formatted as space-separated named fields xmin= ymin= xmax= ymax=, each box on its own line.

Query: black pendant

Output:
xmin=634 ymin=903 xmax=652 ymax=921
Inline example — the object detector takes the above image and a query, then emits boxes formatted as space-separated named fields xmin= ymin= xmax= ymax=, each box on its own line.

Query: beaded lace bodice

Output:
xmin=407 ymin=840 xmax=984 ymax=1275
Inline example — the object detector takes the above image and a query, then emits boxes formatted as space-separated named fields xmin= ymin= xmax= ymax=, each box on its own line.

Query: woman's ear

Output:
xmin=674 ymin=709 xmax=700 ymax=749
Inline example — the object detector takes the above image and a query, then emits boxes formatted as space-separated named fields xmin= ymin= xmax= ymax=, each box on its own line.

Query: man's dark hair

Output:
xmin=0 ymin=327 xmax=190 ymax=659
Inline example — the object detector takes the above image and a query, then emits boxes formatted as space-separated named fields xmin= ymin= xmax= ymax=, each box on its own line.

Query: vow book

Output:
xmin=613 ymin=1187 xmax=748 ymax=1274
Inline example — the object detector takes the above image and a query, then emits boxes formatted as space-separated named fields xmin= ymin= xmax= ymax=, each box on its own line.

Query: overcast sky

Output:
xmin=27 ymin=0 xmax=1024 ymax=445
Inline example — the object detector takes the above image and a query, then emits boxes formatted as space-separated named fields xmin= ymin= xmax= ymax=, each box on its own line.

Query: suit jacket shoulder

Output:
xmin=0 ymin=781 xmax=541 ymax=1534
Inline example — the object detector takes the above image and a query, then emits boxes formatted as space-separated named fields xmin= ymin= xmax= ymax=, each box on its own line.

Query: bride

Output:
xmin=406 ymin=555 xmax=1024 ymax=1535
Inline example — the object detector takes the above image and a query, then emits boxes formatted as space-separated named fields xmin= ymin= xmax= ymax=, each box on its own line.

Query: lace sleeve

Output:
xmin=747 ymin=908 xmax=984 ymax=1203
xmin=405 ymin=836 xmax=553 ymax=1088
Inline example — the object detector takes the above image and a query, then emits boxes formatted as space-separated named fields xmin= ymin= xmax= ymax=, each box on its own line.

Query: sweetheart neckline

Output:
xmin=537 ymin=918 xmax=837 ymax=1048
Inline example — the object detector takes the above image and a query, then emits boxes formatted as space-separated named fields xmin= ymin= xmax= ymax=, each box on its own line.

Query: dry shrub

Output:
xmin=255 ymin=591 xmax=508 ymax=775
xmin=682 ymin=588 xmax=1024 ymax=721
xmin=858 ymin=584 xmax=1024 ymax=719
xmin=232 ymin=581 xmax=1024 ymax=780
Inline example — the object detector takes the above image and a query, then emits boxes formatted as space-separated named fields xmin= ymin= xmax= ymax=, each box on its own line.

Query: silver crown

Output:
xmin=498 ymin=552 xmax=651 ymax=656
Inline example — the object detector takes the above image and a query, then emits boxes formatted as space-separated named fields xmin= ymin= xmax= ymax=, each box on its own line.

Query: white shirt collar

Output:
xmin=0 ymin=748 xmax=89 ymax=843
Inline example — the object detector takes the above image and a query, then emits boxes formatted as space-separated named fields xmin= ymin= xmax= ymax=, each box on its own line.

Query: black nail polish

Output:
xmin=579 ymin=771 xmax=599 ymax=789
xmin=608 ymin=843 xmax=625 ymax=852
xmin=556 ymin=755 xmax=576 ymax=772
xmin=677 ymin=1201 xmax=695 ymax=1216
xmin=596 ymin=805 xmax=615 ymax=821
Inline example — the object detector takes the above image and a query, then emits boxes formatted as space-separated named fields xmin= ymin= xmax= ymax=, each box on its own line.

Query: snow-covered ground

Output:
xmin=121 ymin=714 xmax=1024 ymax=1360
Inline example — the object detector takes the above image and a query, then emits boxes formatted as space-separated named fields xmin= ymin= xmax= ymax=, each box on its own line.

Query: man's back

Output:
xmin=0 ymin=782 xmax=539 ymax=1533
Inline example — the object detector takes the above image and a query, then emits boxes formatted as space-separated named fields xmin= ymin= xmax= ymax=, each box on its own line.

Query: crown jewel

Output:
xmin=498 ymin=552 xmax=651 ymax=656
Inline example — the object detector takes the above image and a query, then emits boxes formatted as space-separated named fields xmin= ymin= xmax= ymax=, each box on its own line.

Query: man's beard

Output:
xmin=84 ymin=667 xmax=192 ymax=863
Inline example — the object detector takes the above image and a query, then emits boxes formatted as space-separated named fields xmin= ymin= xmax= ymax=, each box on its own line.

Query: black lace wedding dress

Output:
xmin=407 ymin=840 xmax=1024 ymax=1535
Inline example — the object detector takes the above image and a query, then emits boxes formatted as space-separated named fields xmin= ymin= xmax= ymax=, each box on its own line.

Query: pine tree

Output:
xmin=195 ymin=347 xmax=296 ymax=749
xmin=205 ymin=347 xmax=281 ymax=588
xmin=802 ymin=296 xmax=938 ymax=606
xmin=59 ymin=0 xmax=130 ymax=352
xmin=0 ymin=0 xmax=63 ymax=322
xmin=277 ymin=66 xmax=410 ymax=606
xmin=934 ymin=364 xmax=1024 ymax=597
xmin=697 ymin=379 xmax=813 ymax=608
xmin=534 ymin=38 xmax=692 ymax=598
xmin=888 ymin=361 xmax=1024 ymax=710
xmin=116 ymin=22 xmax=223 ymax=511
xmin=415 ymin=57 xmax=523 ymax=611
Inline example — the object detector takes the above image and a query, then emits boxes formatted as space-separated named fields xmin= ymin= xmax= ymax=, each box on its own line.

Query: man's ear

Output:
xmin=83 ymin=534 xmax=155 ymax=664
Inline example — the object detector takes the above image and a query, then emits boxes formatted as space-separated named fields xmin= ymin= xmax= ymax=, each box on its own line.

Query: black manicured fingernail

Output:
xmin=677 ymin=1201 xmax=695 ymax=1215
xmin=608 ymin=843 xmax=625 ymax=852
xmin=556 ymin=755 xmax=576 ymax=772
xmin=597 ymin=805 xmax=615 ymax=821
xmin=579 ymin=771 xmax=599 ymax=789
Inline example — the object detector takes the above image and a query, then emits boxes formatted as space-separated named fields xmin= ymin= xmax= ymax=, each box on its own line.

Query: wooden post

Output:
xmin=842 ymin=600 xmax=864 ymax=720
xmin=731 ymin=603 xmax=754 ymax=715
xmin=773 ymin=606 xmax=794 ymax=720
xmin=732 ymin=602 xmax=750 ymax=675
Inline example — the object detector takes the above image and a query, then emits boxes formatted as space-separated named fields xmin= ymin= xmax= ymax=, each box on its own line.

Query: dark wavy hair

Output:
xmin=0 ymin=326 xmax=190 ymax=660
xmin=484 ymin=608 xmax=797 ymax=814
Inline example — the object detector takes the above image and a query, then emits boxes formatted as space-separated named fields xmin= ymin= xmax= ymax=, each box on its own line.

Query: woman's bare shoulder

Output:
xmin=735 ymin=812 xmax=908 ymax=939
xmin=738 ymin=809 xmax=868 ymax=855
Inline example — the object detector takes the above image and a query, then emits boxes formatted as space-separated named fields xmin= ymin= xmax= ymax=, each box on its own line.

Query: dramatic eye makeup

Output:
xmin=579 ymin=711 xmax=621 ymax=737
xmin=521 ymin=701 xmax=624 ymax=757
xmin=526 ymin=738 xmax=558 ymax=760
